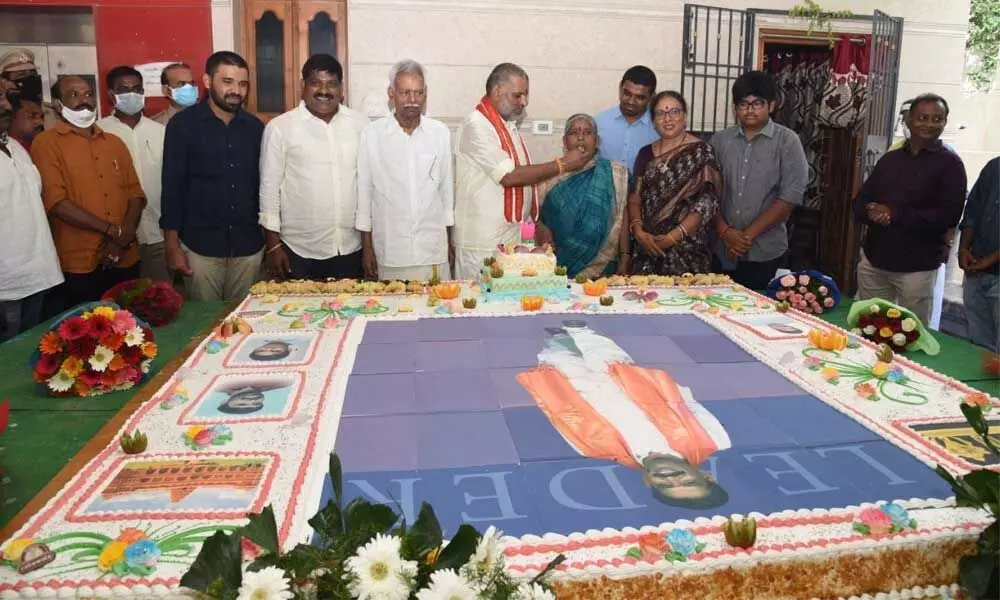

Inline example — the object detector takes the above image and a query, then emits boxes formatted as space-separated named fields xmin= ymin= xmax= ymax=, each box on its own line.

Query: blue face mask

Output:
xmin=171 ymin=84 xmax=198 ymax=108
xmin=114 ymin=92 xmax=145 ymax=116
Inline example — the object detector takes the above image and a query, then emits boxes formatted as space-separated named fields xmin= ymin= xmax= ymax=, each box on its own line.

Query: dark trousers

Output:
xmin=716 ymin=255 xmax=784 ymax=291
xmin=46 ymin=263 xmax=141 ymax=317
xmin=0 ymin=290 xmax=46 ymax=343
xmin=286 ymin=248 xmax=363 ymax=280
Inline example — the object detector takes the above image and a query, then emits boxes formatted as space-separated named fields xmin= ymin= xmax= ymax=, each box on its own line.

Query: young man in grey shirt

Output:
xmin=710 ymin=71 xmax=808 ymax=290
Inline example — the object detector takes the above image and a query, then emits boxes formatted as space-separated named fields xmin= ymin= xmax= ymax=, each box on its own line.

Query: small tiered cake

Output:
xmin=479 ymin=244 xmax=570 ymax=302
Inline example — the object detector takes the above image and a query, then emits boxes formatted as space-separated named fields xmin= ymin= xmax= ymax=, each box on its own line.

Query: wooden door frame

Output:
xmin=242 ymin=0 xmax=296 ymax=119
xmin=293 ymin=0 xmax=349 ymax=101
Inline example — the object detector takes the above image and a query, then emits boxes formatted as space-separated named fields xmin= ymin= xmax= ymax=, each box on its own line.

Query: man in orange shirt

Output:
xmin=30 ymin=75 xmax=146 ymax=312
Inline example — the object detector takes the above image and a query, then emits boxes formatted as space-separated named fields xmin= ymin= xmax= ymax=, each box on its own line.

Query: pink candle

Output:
xmin=520 ymin=221 xmax=536 ymax=243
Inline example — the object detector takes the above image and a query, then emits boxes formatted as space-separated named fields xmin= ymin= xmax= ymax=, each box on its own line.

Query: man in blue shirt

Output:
xmin=959 ymin=156 xmax=1000 ymax=351
xmin=160 ymin=51 xmax=265 ymax=301
xmin=594 ymin=66 xmax=659 ymax=174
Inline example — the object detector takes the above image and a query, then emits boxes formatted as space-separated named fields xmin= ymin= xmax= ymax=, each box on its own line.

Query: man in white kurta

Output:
xmin=98 ymin=104 xmax=168 ymax=283
xmin=0 ymin=80 xmax=63 ymax=341
xmin=519 ymin=322 xmax=731 ymax=508
xmin=356 ymin=60 xmax=454 ymax=282
xmin=259 ymin=54 xmax=369 ymax=280
xmin=453 ymin=63 xmax=590 ymax=279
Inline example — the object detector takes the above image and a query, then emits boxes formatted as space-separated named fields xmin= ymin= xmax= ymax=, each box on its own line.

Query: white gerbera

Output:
xmin=124 ymin=327 xmax=145 ymax=347
xmin=344 ymin=533 xmax=416 ymax=600
xmin=237 ymin=566 xmax=293 ymax=600
xmin=468 ymin=525 xmax=503 ymax=573
xmin=515 ymin=582 xmax=557 ymax=600
xmin=47 ymin=370 xmax=75 ymax=393
xmin=900 ymin=318 xmax=916 ymax=333
xmin=415 ymin=569 xmax=478 ymax=600
xmin=88 ymin=345 xmax=114 ymax=372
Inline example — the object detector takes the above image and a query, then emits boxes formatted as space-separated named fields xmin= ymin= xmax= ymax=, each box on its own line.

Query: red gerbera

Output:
xmin=100 ymin=332 xmax=124 ymax=351
xmin=66 ymin=337 xmax=98 ymax=360
xmin=120 ymin=345 xmax=143 ymax=364
xmin=79 ymin=371 xmax=103 ymax=387
xmin=88 ymin=315 xmax=113 ymax=339
xmin=57 ymin=316 xmax=90 ymax=341
xmin=35 ymin=354 xmax=60 ymax=377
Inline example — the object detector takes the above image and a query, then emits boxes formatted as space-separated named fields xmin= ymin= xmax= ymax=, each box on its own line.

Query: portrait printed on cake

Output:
xmin=517 ymin=321 xmax=731 ymax=509
xmin=78 ymin=457 xmax=272 ymax=516
xmin=725 ymin=312 xmax=809 ymax=340
xmin=184 ymin=374 xmax=302 ymax=423
xmin=224 ymin=331 xmax=320 ymax=368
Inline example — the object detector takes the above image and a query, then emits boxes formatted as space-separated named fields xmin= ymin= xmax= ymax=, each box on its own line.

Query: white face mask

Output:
xmin=61 ymin=105 xmax=96 ymax=129
xmin=114 ymin=92 xmax=145 ymax=116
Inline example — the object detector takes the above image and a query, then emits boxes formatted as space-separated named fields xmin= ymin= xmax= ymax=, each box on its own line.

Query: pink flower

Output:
xmin=798 ymin=286 xmax=808 ymax=294
xmin=823 ymin=297 xmax=835 ymax=308
xmin=57 ymin=316 xmax=90 ymax=341
xmin=798 ymin=275 xmax=811 ymax=286
xmin=856 ymin=383 xmax=877 ymax=400
xmin=112 ymin=311 xmax=137 ymax=335
xmin=780 ymin=274 xmax=796 ymax=288
xmin=299 ymin=312 xmax=313 ymax=323
xmin=964 ymin=393 xmax=989 ymax=408
xmin=791 ymin=293 xmax=803 ymax=303
xmin=859 ymin=507 xmax=892 ymax=535
xmin=241 ymin=538 xmax=263 ymax=561
xmin=776 ymin=290 xmax=787 ymax=300
xmin=194 ymin=429 xmax=214 ymax=446
xmin=818 ymin=286 xmax=829 ymax=295
xmin=805 ymin=293 xmax=816 ymax=302
xmin=797 ymin=301 xmax=809 ymax=310
xmin=814 ymin=306 xmax=824 ymax=314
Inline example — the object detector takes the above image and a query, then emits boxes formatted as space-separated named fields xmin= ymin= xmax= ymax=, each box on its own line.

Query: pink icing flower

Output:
xmin=194 ymin=429 xmax=214 ymax=446
xmin=804 ymin=356 xmax=822 ymax=369
xmin=964 ymin=393 xmax=989 ymax=408
xmin=780 ymin=274 xmax=796 ymax=288
xmin=637 ymin=533 xmax=668 ymax=562
xmin=855 ymin=383 xmax=877 ymax=400
xmin=299 ymin=312 xmax=313 ymax=323
xmin=823 ymin=297 xmax=835 ymax=308
xmin=241 ymin=538 xmax=263 ymax=561
xmin=859 ymin=507 xmax=892 ymax=535
xmin=798 ymin=274 xmax=811 ymax=286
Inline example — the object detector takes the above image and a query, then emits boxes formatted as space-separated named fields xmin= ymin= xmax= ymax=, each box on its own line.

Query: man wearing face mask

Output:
xmin=259 ymin=54 xmax=369 ymax=281
xmin=98 ymin=66 xmax=169 ymax=283
xmin=453 ymin=63 xmax=591 ymax=279
xmin=152 ymin=62 xmax=197 ymax=126
xmin=0 ymin=78 xmax=63 ymax=342
xmin=160 ymin=51 xmax=264 ymax=301
xmin=0 ymin=49 xmax=56 ymax=131
xmin=30 ymin=75 xmax=146 ymax=312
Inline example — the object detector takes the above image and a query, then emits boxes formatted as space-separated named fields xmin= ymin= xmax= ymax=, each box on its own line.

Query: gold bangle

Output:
xmin=555 ymin=157 xmax=566 ymax=176
xmin=266 ymin=244 xmax=283 ymax=255
xmin=678 ymin=223 xmax=689 ymax=237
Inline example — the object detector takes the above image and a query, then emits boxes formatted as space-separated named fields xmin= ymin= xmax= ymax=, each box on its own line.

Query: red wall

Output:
xmin=1 ymin=0 xmax=214 ymax=116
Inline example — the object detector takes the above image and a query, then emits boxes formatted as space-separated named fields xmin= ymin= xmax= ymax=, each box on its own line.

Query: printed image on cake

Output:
xmin=480 ymin=243 xmax=570 ymax=302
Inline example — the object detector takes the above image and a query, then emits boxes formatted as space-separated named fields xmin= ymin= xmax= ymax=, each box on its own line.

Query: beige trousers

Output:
xmin=378 ymin=262 xmax=451 ymax=282
xmin=856 ymin=251 xmax=938 ymax=325
xmin=139 ymin=242 xmax=171 ymax=283
xmin=182 ymin=247 xmax=263 ymax=302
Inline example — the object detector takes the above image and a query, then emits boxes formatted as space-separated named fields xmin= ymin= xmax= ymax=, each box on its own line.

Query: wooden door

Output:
xmin=243 ymin=0 xmax=295 ymax=119
xmin=294 ymin=1 xmax=348 ymax=98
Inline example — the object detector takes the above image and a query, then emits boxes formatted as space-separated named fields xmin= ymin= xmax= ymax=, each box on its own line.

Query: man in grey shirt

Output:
xmin=710 ymin=71 xmax=808 ymax=289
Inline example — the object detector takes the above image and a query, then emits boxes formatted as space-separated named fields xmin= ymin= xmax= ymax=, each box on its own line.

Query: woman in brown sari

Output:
xmin=627 ymin=91 xmax=722 ymax=275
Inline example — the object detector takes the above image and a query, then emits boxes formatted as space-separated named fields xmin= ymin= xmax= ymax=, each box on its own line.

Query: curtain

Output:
xmin=819 ymin=34 xmax=871 ymax=130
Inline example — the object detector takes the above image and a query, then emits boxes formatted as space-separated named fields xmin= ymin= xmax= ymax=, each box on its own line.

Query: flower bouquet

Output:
xmin=30 ymin=302 xmax=158 ymax=397
xmin=847 ymin=298 xmax=940 ymax=355
xmin=181 ymin=455 xmax=563 ymax=600
xmin=765 ymin=270 xmax=841 ymax=314
xmin=101 ymin=278 xmax=183 ymax=327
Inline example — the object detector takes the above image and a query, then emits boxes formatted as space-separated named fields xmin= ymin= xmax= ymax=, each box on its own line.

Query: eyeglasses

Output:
xmin=736 ymin=98 xmax=767 ymax=111
xmin=653 ymin=108 xmax=685 ymax=119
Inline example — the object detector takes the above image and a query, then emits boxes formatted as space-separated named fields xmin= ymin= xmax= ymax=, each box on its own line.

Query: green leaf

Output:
xmin=112 ymin=560 xmax=128 ymax=577
xmin=247 ymin=552 xmax=280 ymax=573
xmin=308 ymin=500 xmax=344 ymax=546
xmin=344 ymin=499 xmax=398 ymax=537
xmin=624 ymin=547 xmax=643 ymax=559
xmin=434 ymin=524 xmax=479 ymax=571
xmin=964 ymin=469 xmax=1000 ymax=506
xmin=179 ymin=531 xmax=243 ymax=596
xmin=852 ymin=522 xmax=870 ymax=535
xmin=936 ymin=465 xmax=986 ymax=509
xmin=959 ymin=553 xmax=999 ymax=597
xmin=129 ymin=564 xmax=154 ymax=577
xmin=403 ymin=503 xmax=443 ymax=560
xmin=908 ymin=519 xmax=917 ymax=529
xmin=330 ymin=454 xmax=343 ymax=508
xmin=694 ymin=541 xmax=706 ymax=553
xmin=665 ymin=551 xmax=686 ymax=562
xmin=239 ymin=505 xmax=280 ymax=555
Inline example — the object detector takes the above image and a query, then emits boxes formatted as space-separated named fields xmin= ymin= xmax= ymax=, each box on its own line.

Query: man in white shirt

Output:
xmin=453 ymin=63 xmax=590 ymax=279
xmin=356 ymin=60 xmax=454 ymax=282
xmin=259 ymin=54 xmax=369 ymax=280
xmin=98 ymin=65 xmax=170 ymax=283
xmin=0 ymin=79 xmax=62 ymax=341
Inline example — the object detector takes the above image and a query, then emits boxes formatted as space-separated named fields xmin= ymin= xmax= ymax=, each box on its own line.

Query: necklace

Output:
xmin=655 ymin=134 xmax=688 ymax=156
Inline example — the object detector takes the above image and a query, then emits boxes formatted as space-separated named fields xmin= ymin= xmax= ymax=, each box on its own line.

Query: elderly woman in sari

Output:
xmin=535 ymin=114 xmax=630 ymax=278
xmin=628 ymin=91 xmax=722 ymax=275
